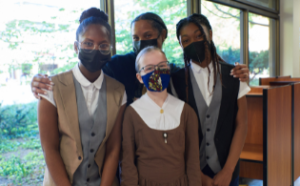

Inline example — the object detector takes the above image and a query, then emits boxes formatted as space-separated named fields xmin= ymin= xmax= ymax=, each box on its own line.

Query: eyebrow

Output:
xmin=181 ymin=29 xmax=201 ymax=38
xmin=83 ymin=38 xmax=109 ymax=44
xmin=132 ymin=30 xmax=153 ymax=37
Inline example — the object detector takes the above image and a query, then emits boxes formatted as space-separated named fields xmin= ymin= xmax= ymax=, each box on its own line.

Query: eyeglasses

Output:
xmin=139 ymin=61 xmax=170 ymax=74
xmin=77 ymin=41 xmax=112 ymax=55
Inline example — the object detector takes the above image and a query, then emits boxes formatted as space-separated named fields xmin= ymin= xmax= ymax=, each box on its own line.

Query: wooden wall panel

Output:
xmin=266 ymin=86 xmax=292 ymax=186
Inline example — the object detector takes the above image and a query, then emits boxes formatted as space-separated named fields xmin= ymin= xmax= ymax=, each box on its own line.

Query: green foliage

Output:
xmin=249 ymin=50 xmax=269 ymax=73
xmin=114 ymin=0 xmax=186 ymax=65
xmin=0 ymin=102 xmax=38 ymax=139
xmin=0 ymin=150 xmax=45 ymax=184
xmin=0 ymin=138 xmax=41 ymax=154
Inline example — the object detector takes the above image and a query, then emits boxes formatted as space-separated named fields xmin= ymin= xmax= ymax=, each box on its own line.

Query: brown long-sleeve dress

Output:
xmin=121 ymin=103 xmax=202 ymax=186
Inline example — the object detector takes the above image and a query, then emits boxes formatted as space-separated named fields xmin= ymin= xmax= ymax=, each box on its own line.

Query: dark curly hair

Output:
xmin=131 ymin=12 xmax=168 ymax=39
xmin=76 ymin=7 xmax=112 ymax=42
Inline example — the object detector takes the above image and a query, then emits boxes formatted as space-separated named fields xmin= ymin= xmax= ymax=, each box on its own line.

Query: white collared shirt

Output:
xmin=190 ymin=61 xmax=250 ymax=106
xmin=131 ymin=93 xmax=185 ymax=130
xmin=40 ymin=65 xmax=127 ymax=116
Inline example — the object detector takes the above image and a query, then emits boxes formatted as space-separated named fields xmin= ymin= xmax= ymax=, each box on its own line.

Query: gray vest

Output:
xmin=72 ymin=76 xmax=107 ymax=186
xmin=190 ymin=68 xmax=222 ymax=174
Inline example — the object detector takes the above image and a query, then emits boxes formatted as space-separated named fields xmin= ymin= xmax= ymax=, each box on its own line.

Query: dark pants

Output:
xmin=202 ymin=165 xmax=239 ymax=186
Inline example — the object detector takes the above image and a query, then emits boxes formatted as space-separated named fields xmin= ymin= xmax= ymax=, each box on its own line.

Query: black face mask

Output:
xmin=78 ymin=49 xmax=111 ymax=73
xmin=133 ymin=38 xmax=158 ymax=54
xmin=183 ymin=40 xmax=206 ymax=63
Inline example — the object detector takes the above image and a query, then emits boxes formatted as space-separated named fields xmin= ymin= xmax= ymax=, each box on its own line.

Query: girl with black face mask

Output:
xmin=171 ymin=14 xmax=250 ymax=186
xmin=38 ymin=9 xmax=126 ymax=186
xmin=30 ymin=11 xmax=250 ymax=106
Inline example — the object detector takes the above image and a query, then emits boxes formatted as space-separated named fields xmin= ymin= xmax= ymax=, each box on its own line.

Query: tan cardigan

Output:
xmin=43 ymin=70 xmax=125 ymax=186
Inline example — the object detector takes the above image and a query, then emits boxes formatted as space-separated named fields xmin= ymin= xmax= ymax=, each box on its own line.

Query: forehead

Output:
xmin=180 ymin=22 xmax=208 ymax=37
xmin=131 ymin=20 xmax=157 ymax=35
xmin=79 ymin=24 xmax=109 ymax=41
xmin=139 ymin=50 xmax=167 ymax=67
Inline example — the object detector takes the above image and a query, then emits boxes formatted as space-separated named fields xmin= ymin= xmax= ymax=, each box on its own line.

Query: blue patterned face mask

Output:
xmin=141 ymin=67 xmax=170 ymax=92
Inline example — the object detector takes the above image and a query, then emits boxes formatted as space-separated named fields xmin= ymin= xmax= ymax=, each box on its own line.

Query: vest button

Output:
xmin=206 ymin=156 xmax=209 ymax=160
xmin=87 ymin=178 xmax=90 ymax=182
xmin=91 ymin=132 xmax=95 ymax=137
xmin=78 ymin=156 xmax=82 ymax=160
xmin=88 ymin=164 xmax=91 ymax=168
xmin=206 ymin=115 xmax=210 ymax=118
xmin=90 ymin=149 xmax=94 ymax=153
xmin=207 ymin=128 xmax=210 ymax=132
xmin=206 ymin=143 xmax=210 ymax=146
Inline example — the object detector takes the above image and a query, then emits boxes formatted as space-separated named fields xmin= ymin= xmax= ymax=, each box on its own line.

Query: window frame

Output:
xmin=102 ymin=0 xmax=280 ymax=76
xmin=233 ymin=0 xmax=279 ymax=13
xmin=202 ymin=0 xmax=280 ymax=77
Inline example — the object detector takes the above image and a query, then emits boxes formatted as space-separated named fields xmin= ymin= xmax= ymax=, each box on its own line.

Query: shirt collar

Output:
xmin=72 ymin=64 xmax=104 ymax=90
xmin=190 ymin=60 xmax=213 ymax=74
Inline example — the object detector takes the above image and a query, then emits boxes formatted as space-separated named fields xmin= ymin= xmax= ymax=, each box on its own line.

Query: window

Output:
xmin=0 ymin=1 xmax=100 ymax=185
xmin=114 ymin=0 xmax=187 ymax=66
xmin=248 ymin=13 xmax=276 ymax=85
xmin=201 ymin=1 xmax=241 ymax=65
xmin=234 ymin=0 xmax=277 ymax=11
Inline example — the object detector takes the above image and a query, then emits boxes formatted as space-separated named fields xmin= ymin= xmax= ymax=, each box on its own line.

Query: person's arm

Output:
xmin=213 ymin=96 xmax=248 ymax=186
xmin=38 ymin=98 xmax=71 ymax=186
xmin=31 ymin=74 xmax=54 ymax=99
xmin=100 ymin=105 xmax=126 ymax=186
xmin=185 ymin=106 xmax=202 ymax=186
xmin=120 ymin=107 xmax=139 ymax=186
xmin=230 ymin=63 xmax=249 ymax=82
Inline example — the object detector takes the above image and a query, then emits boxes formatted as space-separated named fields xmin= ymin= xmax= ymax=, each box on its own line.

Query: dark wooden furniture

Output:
xmin=293 ymin=83 xmax=300 ymax=183
xmin=240 ymin=85 xmax=292 ymax=186
xmin=259 ymin=76 xmax=291 ymax=85
xmin=260 ymin=76 xmax=300 ymax=86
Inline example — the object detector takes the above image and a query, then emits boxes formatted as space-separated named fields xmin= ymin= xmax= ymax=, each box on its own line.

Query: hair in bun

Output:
xmin=79 ymin=7 xmax=108 ymax=23
xmin=76 ymin=7 xmax=112 ymax=42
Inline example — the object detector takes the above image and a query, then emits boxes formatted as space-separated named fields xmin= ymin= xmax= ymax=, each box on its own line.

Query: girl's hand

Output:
xmin=230 ymin=62 xmax=249 ymax=82
xmin=202 ymin=173 xmax=214 ymax=186
xmin=212 ymin=168 xmax=233 ymax=186
xmin=31 ymin=74 xmax=54 ymax=99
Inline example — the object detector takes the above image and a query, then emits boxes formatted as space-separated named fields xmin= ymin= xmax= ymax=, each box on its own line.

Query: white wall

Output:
xmin=280 ymin=0 xmax=300 ymax=77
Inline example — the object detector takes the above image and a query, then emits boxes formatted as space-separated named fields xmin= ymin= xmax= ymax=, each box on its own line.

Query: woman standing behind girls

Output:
xmin=172 ymin=14 xmax=249 ymax=186
xmin=38 ymin=9 xmax=126 ymax=186
xmin=121 ymin=46 xmax=202 ymax=186
xmin=30 ymin=11 xmax=250 ymax=104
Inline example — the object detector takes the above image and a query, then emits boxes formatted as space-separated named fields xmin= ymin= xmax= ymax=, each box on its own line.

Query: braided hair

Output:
xmin=176 ymin=14 xmax=224 ymax=102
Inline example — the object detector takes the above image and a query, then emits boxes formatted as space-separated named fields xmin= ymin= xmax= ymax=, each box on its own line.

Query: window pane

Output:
xmin=0 ymin=1 xmax=99 ymax=185
xmin=249 ymin=13 xmax=276 ymax=86
xmin=114 ymin=0 xmax=187 ymax=66
xmin=242 ymin=0 xmax=276 ymax=10
xmin=201 ymin=1 xmax=241 ymax=65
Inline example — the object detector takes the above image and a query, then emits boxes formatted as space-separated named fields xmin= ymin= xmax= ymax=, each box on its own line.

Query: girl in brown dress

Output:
xmin=121 ymin=46 xmax=202 ymax=186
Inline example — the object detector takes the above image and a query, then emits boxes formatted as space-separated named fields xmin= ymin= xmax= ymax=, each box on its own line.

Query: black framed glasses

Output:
xmin=139 ymin=61 xmax=170 ymax=74
xmin=77 ymin=41 xmax=112 ymax=55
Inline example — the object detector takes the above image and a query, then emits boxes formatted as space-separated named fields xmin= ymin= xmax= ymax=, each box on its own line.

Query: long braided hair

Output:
xmin=176 ymin=14 xmax=224 ymax=102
